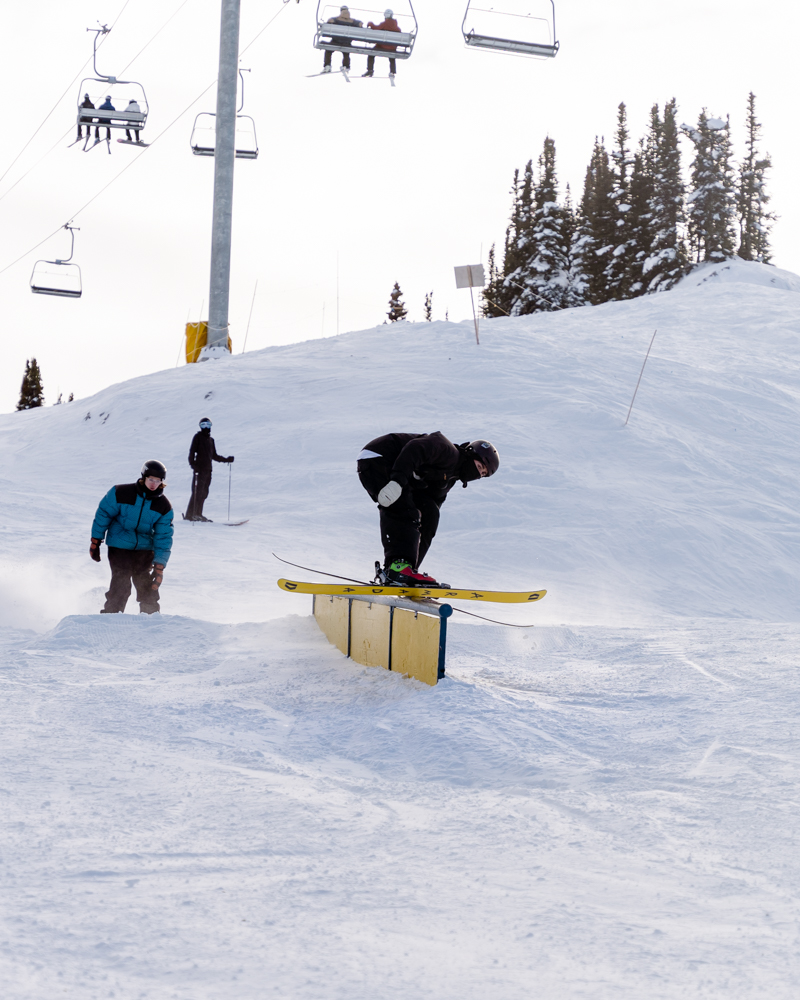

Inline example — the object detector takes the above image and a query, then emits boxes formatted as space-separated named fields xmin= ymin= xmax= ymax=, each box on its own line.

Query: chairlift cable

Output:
xmin=118 ymin=0 xmax=196 ymax=76
xmin=0 ymin=126 xmax=74 ymax=205
xmin=240 ymin=0 xmax=292 ymax=56
xmin=0 ymin=0 xmax=130 ymax=189
xmin=0 ymin=2 xmax=292 ymax=280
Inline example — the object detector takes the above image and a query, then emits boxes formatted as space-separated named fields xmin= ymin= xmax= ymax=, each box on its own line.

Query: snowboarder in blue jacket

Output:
xmin=90 ymin=460 xmax=174 ymax=614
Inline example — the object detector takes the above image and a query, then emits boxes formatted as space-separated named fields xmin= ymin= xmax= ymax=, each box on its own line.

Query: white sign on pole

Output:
xmin=454 ymin=264 xmax=485 ymax=289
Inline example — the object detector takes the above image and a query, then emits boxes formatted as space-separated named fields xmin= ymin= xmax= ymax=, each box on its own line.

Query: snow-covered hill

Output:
xmin=4 ymin=260 xmax=800 ymax=999
xmin=2 ymin=255 xmax=800 ymax=627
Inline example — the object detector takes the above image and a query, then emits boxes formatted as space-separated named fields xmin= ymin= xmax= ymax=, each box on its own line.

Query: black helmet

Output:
xmin=466 ymin=440 xmax=499 ymax=476
xmin=199 ymin=417 xmax=212 ymax=429
xmin=141 ymin=459 xmax=167 ymax=484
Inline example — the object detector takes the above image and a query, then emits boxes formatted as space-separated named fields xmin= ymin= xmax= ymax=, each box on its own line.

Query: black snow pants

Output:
xmin=185 ymin=469 xmax=212 ymax=519
xmin=101 ymin=547 xmax=160 ymax=614
xmin=357 ymin=458 xmax=441 ymax=569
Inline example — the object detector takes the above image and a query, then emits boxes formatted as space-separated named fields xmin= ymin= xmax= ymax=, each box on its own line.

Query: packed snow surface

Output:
xmin=3 ymin=260 xmax=800 ymax=998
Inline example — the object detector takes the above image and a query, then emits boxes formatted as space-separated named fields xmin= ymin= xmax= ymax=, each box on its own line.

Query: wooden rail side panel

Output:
xmin=349 ymin=600 xmax=391 ymax=669
xmin=391 ymin=609 xmax=440 ymax=686
xmin=313 ymin=594 xmax=350 ymax=656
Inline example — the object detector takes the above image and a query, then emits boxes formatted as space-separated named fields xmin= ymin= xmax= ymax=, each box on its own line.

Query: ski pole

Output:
xmin=227 ymin=463 xmax=232 ymax=522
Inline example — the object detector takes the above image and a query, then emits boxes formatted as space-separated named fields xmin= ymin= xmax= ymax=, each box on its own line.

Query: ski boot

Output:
xmin=375 ymin=559 xmax=449 ymax=589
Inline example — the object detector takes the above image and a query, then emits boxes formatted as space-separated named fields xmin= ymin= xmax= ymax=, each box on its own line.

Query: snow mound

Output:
xmin=680 ymin=255 xmax=800 ymax=293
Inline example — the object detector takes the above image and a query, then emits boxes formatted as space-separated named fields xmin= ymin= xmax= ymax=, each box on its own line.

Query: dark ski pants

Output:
xmin=185 ymin=469 xmax=212 ymax=519
xmin=366 ymin=55 xmax=396 ymax=74
xmin=357 ymin=458 xmax=440 ymax=569
xmin=324 ymin=49 xmax=351 ymax=70
xmin=101 ymin=547 xmax=160 ymax=614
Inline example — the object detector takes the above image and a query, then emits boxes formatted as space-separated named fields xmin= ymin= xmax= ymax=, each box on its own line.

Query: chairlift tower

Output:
xmin=202 ymin=0 xmax=241 ymax=359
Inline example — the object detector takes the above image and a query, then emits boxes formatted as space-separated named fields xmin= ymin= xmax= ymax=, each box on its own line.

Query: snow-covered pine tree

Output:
xmin=574 ymin=138 xmax=617 ymax=305
xmin=682 ymin=110 xmax=737 ymax=263
xmin=625 ymin=143 xmax=656 ymax=296
xmin=499 ymin=160 xmax=535 ymax=314
xmin=563 ymin=183 xmax=588 ymax=307
xmin=737 ymin=92 xmax=775 ymax=263
xmin=643 ymin=99 xmax=688 ymax=292
xmin=482 ymin=244 xmax=509 ymax=317
xmin=387 ymin=282 xmax=407 ymax=322
xmin=424 ymin=291 xmax=433 ymax=321
xmin=605 ymin=103 xmax=636 ymax=300
xmin=16 ymin=358 xmax=44 ymax=410
xmin=506 ymin=137 xmax=571 ymax=313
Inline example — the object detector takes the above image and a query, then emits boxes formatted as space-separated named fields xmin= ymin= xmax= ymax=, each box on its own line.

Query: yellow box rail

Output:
xmin=312 ymin=593 xmax=452 ymax=686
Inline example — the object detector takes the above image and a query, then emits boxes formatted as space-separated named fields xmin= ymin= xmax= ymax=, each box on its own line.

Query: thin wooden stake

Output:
xmin=625 ymin=329 xmax=657 ymax=426
xmin=242 ymin=280 xmax=258 ymax=353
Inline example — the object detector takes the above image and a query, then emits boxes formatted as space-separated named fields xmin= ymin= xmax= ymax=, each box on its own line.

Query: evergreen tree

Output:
xmin=482 ymin=244 xmax=508 ymax=317
xmin=644 ymin=99 xmax=688 ymax=292
xmin=498 ymin=160 xmax=535 ymax=313
xmin=16 ymin=358 xmax=44 ymax=410
xmin=737 ymin=92 xmax=774 ymax=263
xmin=68 ymin=392 xmax=74 ymax=402
xmin=54 ymin=393 xmax=63 ymax=405
xmin=606 ymin=103 xmax=636 ymax=299
xmin=574 ymin=138 xmax=617 ymax=304
xmin=387 ymin=282 xmax=407 ymax=322
xmin=506 ymin=136 xmax=571 ymax=313
xmin=423 ymin=291 xmax=433 ymax=321
xmin=682 ymin=110 xmax=737 ymax=262
xmin=563 ymin=183 xmax=588 ymax=307
xmin=625 ymin=145 xmax=655 ymax=296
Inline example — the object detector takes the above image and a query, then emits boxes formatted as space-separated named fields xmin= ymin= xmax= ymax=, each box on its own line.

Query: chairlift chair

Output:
xmin=30 ymin=225 xmax=82 ymax=298
xmin=75 ymin=26 xmax=149 ymax=150
xmin=313 ymin=3 xmax=418 ymax=61
xmin=190 ymin=114 xmax=259 ymax=159
xmin=462 ymin=0 xmax=559 ymax=58
xmin=190 ymin=69 xmax=259 ymax=159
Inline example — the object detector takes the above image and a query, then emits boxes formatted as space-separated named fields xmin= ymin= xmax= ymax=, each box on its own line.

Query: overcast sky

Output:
xmin=1 ymin=0 xmax=797 ymax=412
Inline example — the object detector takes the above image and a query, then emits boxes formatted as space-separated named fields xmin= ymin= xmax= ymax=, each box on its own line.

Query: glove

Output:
xmin=151 ymin=564 xmax=164 ymax=590
xmin=90 ymin=538 xmax=102 ymax=562
xmin=377 ymin=480 xmax=403 ymax=507
xmin=227 ymin=456 xmax=234 ymax=463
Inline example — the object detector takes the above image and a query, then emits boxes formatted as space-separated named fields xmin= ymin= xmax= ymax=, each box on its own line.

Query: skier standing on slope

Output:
xmin=89 ymin=460 xmax=174 ymax=614
xmin=357 ymin=432 xmax=499 ymax=586
xmin=184 ymin=417 xmax=234 ymax=522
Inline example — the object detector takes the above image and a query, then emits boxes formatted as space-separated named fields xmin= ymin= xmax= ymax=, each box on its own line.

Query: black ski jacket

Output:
xmin=188 ymin=429 xmax=228 ymax=472
xmin=362 ymin=431 xmax=480 ymax=502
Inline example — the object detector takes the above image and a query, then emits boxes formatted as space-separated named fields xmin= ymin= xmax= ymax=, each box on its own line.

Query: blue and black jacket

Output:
xmin=91 ymin=482 xmax=174 ymax=565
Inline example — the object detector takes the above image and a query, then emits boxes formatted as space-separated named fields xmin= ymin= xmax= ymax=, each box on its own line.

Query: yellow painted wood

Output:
xmin=391 ymin=609 xmax=440 ymax=686
xmin=278 ymin=578 xmax=546 ymax=604
xmin=185 ymin=321 xmax=232 ymax=363
xmin=313 ymin=594 xmax=349 ymax=656
xmin=349 ymin=600 xmax=392 ymax=669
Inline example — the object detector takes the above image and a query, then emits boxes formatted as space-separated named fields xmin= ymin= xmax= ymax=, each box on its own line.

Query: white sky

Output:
xmin=1 ymin=0 xmax=797 ymax=412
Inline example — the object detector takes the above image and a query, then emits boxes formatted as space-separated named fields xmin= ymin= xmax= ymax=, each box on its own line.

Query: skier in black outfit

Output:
xmin=184 ymin=418 xmax=234 ymax=522
xmin=357 ymin=432 xmax=499 ymax=586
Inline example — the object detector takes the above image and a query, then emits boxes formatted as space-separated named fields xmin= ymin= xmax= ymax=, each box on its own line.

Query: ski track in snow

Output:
xmin=3 ymin=259 xmax=800 ymax=997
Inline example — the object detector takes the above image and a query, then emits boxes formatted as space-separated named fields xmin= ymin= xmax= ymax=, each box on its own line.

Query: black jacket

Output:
xmin=188 ymin=429 xmax=228 ymax=471
xmin=362 ymin=432 xmax=480 ymax=502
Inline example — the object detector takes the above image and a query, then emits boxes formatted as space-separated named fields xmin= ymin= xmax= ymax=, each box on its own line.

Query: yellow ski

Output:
xmin=278 ymin=578 xmax=546 ymax=604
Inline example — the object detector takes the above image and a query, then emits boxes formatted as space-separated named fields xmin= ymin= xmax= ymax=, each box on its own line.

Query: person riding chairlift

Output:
xmin=125 ymin=99 xmax=142 ymax=143
xmin=363 ymin=8 xmax=401 ymax=79
xmin=96 ymin=95 xmax=115 ymax=142
xmin=322 ymin=5 xmax=363 ymax=73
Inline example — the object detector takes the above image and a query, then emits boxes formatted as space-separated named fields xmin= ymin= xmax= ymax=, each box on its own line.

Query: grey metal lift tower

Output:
xmin=201 ymin=0 xmax=241 ymax=359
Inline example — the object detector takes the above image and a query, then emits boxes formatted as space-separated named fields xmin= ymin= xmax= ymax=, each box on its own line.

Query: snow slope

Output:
xmin=3 ymin=261 xmax=800 ymax=998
